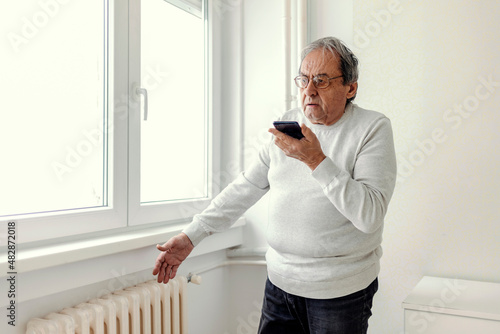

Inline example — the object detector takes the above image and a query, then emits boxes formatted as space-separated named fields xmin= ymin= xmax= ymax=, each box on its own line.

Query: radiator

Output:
xmin=26 ymin=276 xmax=189 ymax=334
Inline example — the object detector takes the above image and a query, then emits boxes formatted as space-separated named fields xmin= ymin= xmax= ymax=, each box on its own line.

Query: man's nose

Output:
xmin=303 ymin=79 xmax=317 ymax=96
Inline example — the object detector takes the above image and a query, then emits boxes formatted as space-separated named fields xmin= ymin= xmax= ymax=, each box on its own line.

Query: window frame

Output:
xmin=7 ymin=0 xmax=219 ymax=244
xmin=128 ymin=0 xmax=216 ymax=227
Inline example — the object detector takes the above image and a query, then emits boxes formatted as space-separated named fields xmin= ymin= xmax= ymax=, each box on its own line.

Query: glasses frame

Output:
xmin=294 ymin=74 xmax=343 ymax=89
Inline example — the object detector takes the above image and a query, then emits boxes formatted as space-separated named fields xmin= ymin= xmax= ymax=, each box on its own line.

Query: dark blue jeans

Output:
xmin=257 ymin=278 xmax=378 ymax=334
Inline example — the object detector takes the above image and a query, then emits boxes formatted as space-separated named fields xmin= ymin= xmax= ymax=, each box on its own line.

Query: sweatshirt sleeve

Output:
xmin=183 ymin=143 xmax=271 ymax=246
xmin=311 ymin=117 xmax=397 ymax=233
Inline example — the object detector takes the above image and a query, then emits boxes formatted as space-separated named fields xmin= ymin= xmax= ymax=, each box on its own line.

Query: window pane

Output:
xmin=0 ymin=1 xmax=108 ymax=216
xmin=141 ymin=0 xmax=206 ymax=203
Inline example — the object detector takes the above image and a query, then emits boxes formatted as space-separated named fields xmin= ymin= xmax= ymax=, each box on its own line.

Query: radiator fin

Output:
xmin=26 ymin=277 xmax=188 ymax=334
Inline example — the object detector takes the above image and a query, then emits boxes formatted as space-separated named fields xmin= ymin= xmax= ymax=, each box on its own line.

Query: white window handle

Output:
xmin=136 ymin=87 xmax=148 ymax=120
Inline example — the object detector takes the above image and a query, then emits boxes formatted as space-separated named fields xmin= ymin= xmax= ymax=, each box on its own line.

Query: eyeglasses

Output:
xmin=294 ymin=74 xmax=343 ymax=89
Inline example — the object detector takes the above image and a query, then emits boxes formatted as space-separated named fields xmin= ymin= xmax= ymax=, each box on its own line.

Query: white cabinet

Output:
xmin=402 ymin=276 xmax=500 ymax=334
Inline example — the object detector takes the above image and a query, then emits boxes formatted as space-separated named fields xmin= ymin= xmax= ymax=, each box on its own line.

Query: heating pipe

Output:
xmin=284 ymin=0 xmax=308 ymax=111
xmin=283 ymin=0 xmax=292 ymax=111
xmin=187 ymin=260 xmax=267 ymax=284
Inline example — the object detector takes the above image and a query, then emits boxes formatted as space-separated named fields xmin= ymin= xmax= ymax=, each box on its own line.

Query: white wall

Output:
xmin=350 ymin=1 xmax=500 ymax=333
xmin=309 ymin=0 xmax=353 ymax=43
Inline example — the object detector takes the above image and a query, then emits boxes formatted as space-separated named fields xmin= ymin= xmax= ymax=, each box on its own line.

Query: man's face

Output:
xmin=299 ymin=49 xmax=358 ymax=126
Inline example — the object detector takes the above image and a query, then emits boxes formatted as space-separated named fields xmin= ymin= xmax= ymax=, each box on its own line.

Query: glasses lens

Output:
xmin=313 ymin=75 xmax=329 ymax=89
xmin=295 ymin=76 xmax=308 ymax=88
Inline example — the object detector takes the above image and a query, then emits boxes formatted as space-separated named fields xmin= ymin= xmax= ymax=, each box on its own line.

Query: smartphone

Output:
xmin=273 ymin=121 xmax=304 ymax=140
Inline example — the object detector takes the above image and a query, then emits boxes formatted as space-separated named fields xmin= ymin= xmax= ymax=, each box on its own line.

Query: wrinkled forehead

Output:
xmin=299 ymin=48 xmax=340 ymax=76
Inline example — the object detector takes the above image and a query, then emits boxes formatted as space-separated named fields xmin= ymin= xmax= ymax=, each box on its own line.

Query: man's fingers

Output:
xmin=152 ymin=250 xmax=167 ymax=275
xmin=156 ymin=271 xmax=163 ymax=283
xmin=300 ymin=123 xmax=312 ymax=138
xmin=156 ymin=243 xmax=170 ymax=251
xmin=156 ymin=264 xmax=177 ymax=284
xmin=163 ymin=264 xmax=174 ymax=284
xmin=269 ymin=128 xmax=291 ymax=141
xmin=158 ymin=261 xmax=168 ymax=283
xmin=268 ymin=128 xmax=279 ymax=136
xmin=170 ymin=265 xmax=179 ymax=279
xmin=156 ymin=268 xmax=163 ymax=283
xmin=153 ymin=234 xmax=194 ymax=284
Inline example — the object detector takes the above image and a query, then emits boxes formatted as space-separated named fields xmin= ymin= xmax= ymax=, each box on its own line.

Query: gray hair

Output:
xmin=299 ymin=37 xmax=359 ymax=103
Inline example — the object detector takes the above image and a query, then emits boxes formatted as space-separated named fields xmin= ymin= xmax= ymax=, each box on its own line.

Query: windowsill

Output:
xmin=0 ymin=218 xmax=246 ymax=304
xmin=1 ymin=218 xmax=245 ymax=274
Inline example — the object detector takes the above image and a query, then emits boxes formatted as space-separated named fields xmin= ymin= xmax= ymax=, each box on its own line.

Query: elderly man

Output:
xmin=153 ymin=36 xmax=397 ymax=334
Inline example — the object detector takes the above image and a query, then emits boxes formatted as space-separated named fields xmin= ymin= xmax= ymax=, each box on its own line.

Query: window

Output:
xmin=140 ymin=0 xmax=206 ymax=204
xmin=0 ymin=0 xmax=214 ymax=243
xmin=1 ymin=1 xmax=109 ymax=217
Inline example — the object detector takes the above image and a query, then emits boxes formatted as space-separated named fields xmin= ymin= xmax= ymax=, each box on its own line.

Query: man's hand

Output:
xmin=269 ymin=123 xmax=326 ymax=170
xmin=152 ymin=233 xmax=194 ymax=284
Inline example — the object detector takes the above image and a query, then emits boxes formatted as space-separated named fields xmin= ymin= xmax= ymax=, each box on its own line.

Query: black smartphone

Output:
xmin=273 ymin=121 xmax=304 ymax=140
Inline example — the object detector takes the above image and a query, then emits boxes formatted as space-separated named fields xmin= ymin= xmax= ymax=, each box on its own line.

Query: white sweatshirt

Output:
xmin=183 ymin=103 xmax=397 ymax=299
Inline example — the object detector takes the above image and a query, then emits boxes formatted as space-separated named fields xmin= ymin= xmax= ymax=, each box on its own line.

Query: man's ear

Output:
xmin=346 ymin=82 xmax=358 ymax=99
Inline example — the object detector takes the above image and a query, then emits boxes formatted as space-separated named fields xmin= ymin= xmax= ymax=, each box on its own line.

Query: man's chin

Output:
xmin=304 ymin=110 xmax=326 ymax=125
